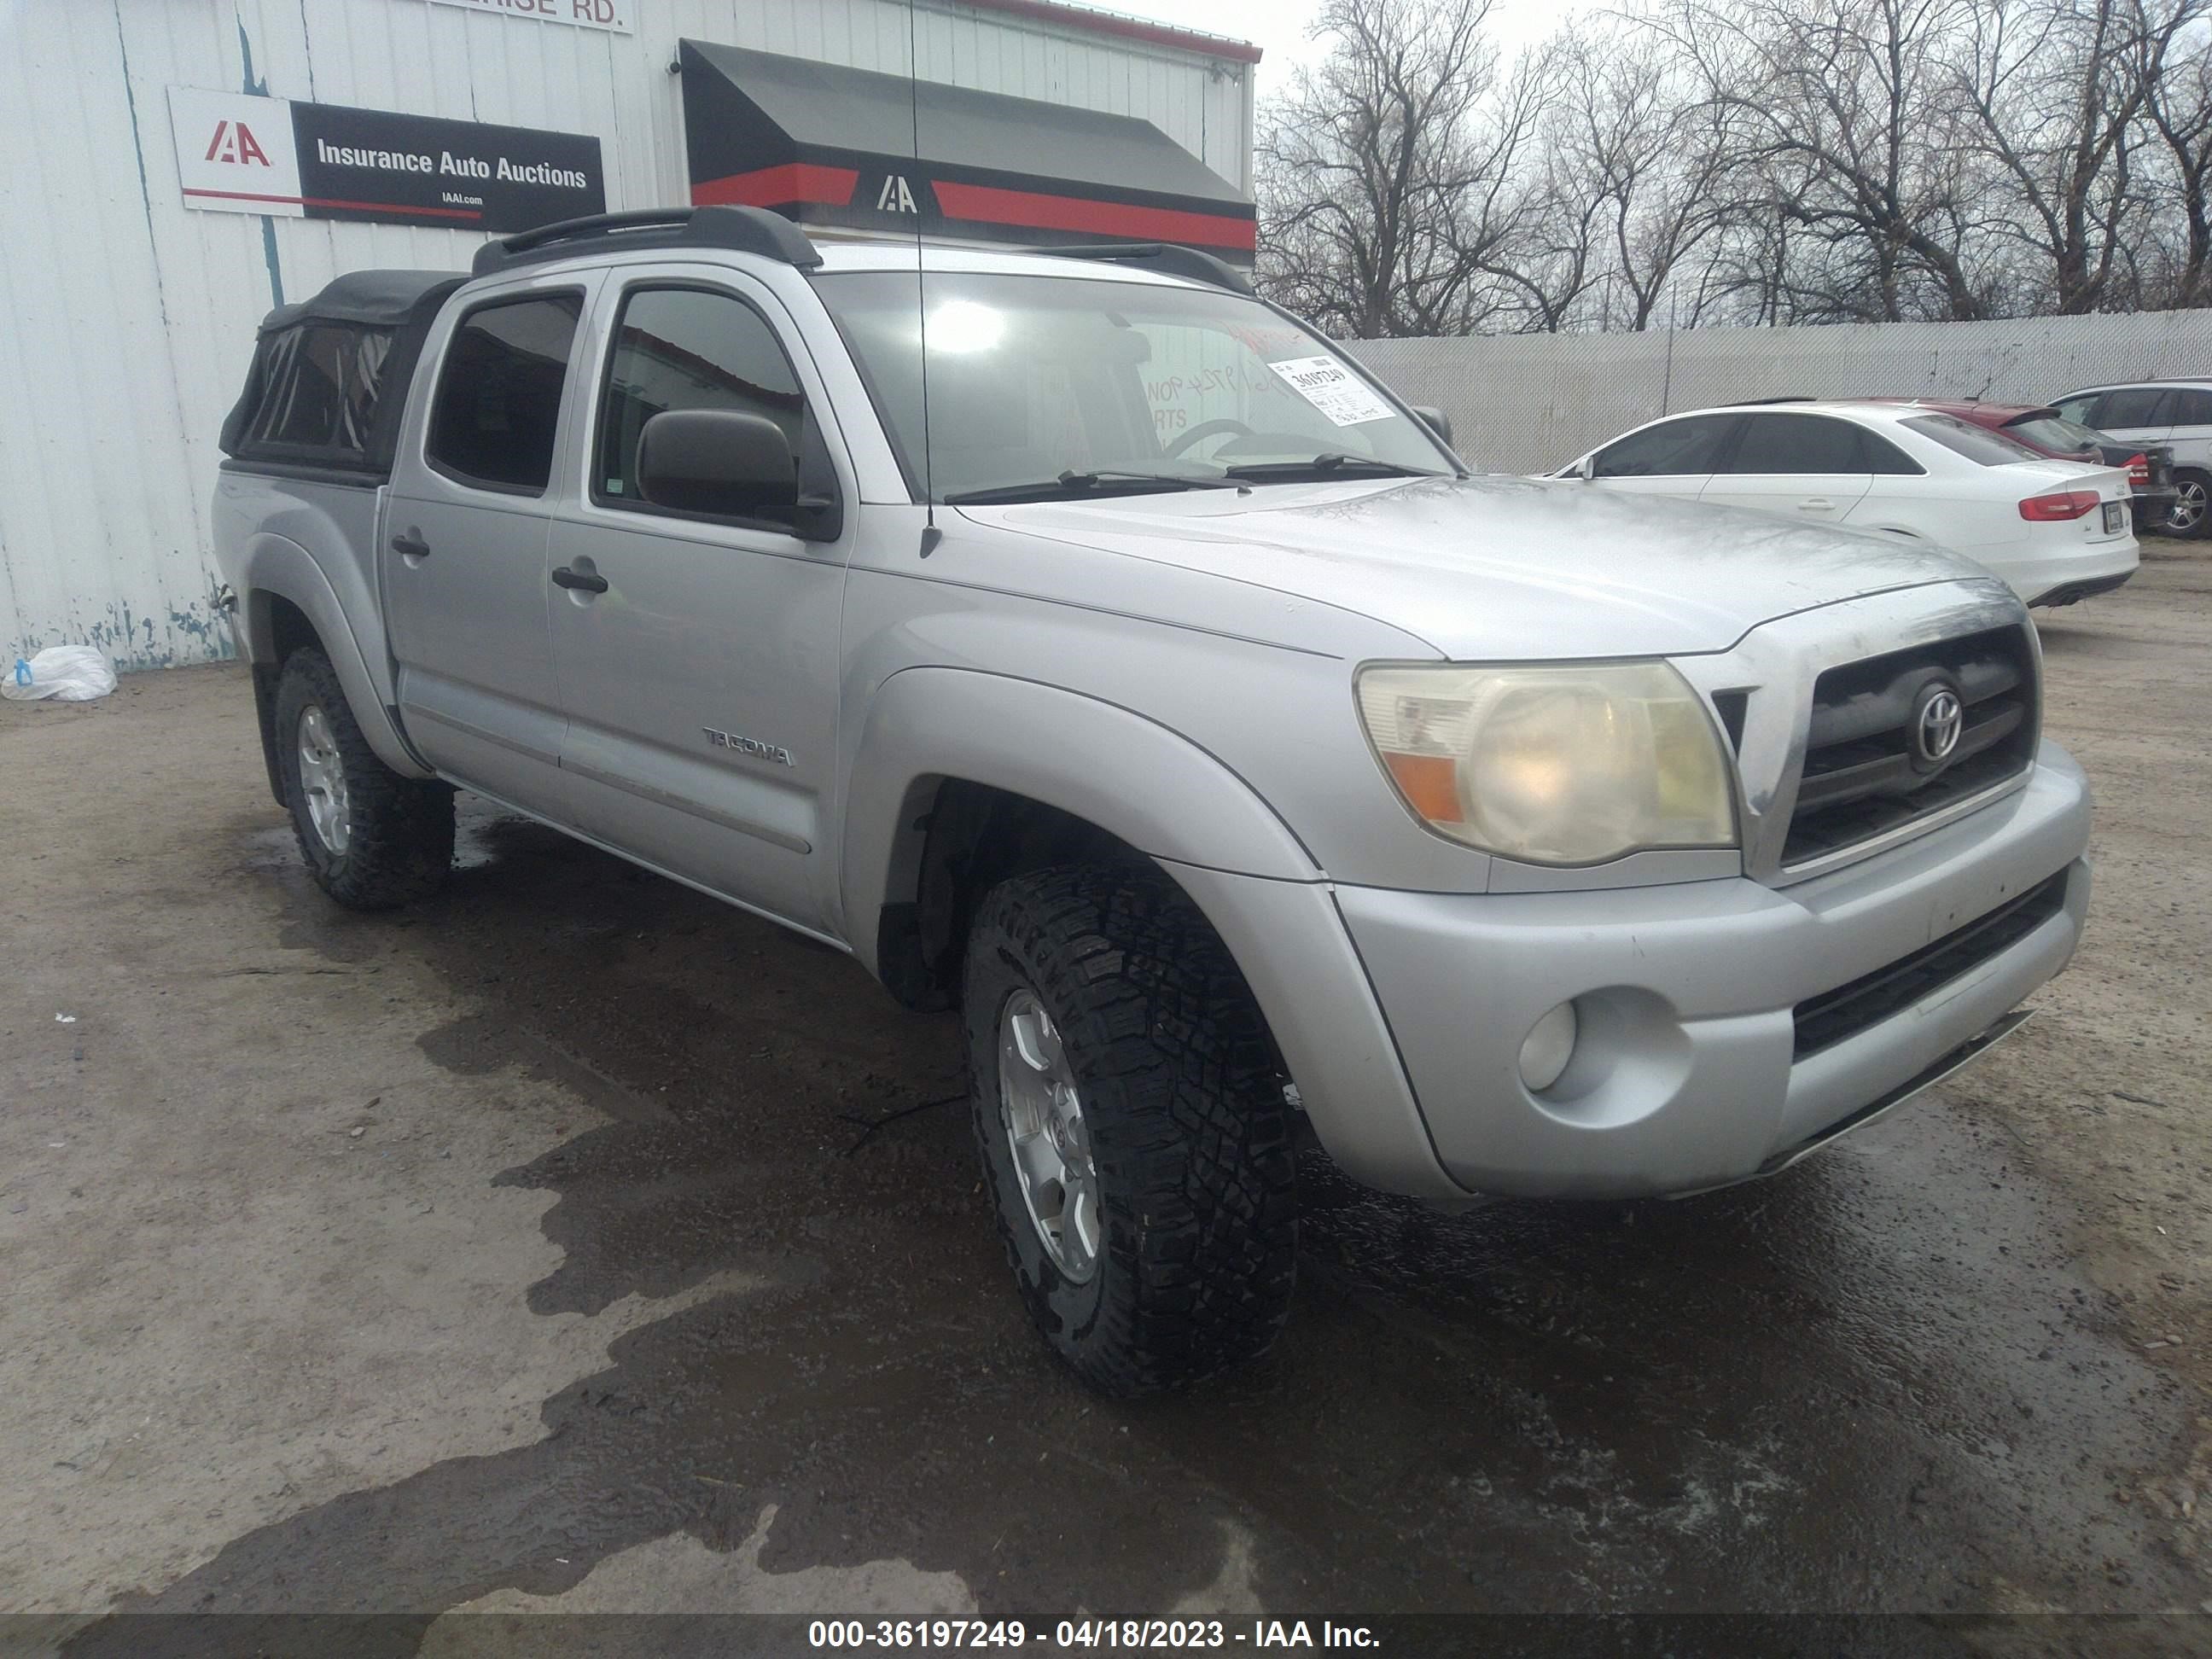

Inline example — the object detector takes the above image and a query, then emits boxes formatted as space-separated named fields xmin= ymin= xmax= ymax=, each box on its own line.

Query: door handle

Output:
xmin=390 ymin=529 xmax=431 ymax=559
xmin=550 ymin=565 xmax=609 ymax=594
xmin=1798 ymin=497 xmax=1835 ymax=512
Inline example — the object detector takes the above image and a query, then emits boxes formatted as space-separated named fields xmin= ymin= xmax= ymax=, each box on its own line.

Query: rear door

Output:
xmin=1583 ymin=412 xmax=1739 ymax=499
xmin=1697 ymin=412 xmax=1875 ymax=522
xmin=2163 ymin=386 xmax=2212 ymax=471
xmin=2084 ymin=386 xmax=2175 ymax=452
xmin=544 ymin=266 xmax=855 ymax=935
xmin=385 ymin=281 xmax=595 ymax=812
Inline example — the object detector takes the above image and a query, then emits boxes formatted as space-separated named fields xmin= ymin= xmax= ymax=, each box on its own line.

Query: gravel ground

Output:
xmin=0 ymin=542 xmax=2207 ymax=1651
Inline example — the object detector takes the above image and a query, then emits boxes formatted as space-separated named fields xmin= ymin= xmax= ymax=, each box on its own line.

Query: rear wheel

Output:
xmin=963 ymin=863 xmax=1297 ymax=1396
xmin=275 ymin=648 xmax=454 ymax=910
xmin=2164 ymin=469 xmax=2208 ymax=539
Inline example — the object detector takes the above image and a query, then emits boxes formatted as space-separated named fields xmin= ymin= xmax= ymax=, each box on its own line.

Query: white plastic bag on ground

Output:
xmin=3 ymin=645 xmax=117 ymax=702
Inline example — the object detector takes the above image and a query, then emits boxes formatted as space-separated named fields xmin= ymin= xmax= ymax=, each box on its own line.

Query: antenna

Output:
xmin=907 ymin=1 xmax=940 ymax=555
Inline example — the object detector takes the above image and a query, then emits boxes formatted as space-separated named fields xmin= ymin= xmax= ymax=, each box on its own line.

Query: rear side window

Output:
xmin=427 ymin=294 xmax=583 ymax=494
xmin=240 ymin=323 xmax=394 ymax=458
xmin=2169 ymin=387 xmax=2212 ymax=426
xmin=1591 ymin=414 xmax=1738 ymax=478
xmin=594 ymin=286 xmax=807 ymax=519
xmin=1722 ymin=413 xmax=1874 ymax=474
xmin=1901 ymin=414 xmax=2045 ymax=466
xmin=2095 ymin=387 xmax=2172 ymax=428
xmin=1861 ymin=431 xmax=1924 ymax=474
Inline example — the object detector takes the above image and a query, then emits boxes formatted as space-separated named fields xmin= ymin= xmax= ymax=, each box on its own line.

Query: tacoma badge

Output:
xmin=702 ymin=727 xmax=795 ymax=766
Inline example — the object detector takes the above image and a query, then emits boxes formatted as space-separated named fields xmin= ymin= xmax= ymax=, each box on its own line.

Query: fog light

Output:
xmin=1518 ymin=1001 xmax=1579 ymax=1091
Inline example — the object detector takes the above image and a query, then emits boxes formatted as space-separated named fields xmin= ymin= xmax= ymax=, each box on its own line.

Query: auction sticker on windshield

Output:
xmin=1266 ymin=356 xmax=1395 ymax=427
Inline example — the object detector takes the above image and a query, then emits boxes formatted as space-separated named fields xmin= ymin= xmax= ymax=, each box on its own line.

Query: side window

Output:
xmin=2168 ymin=387 xmax=2212 ymax=427
xmin=1723 ymin=413 xmax=1871 ymax=474
xmin=2052 ymin=394 xmax=2102 ymax=427
xmin=2095 ymin=387 xmax=2172 ymax=428
xmin=242 ymin=323 xmax=394 ymax=460
xmin=595 ymin=286 xmax=808 ymax=523
xmin=426 ymin=294 xmax=583 ymax=494
xmin=1860 ymin=430 xmax=1925 ymax=475
xmin=1590 ymin=414 xmax=1737 ymax=478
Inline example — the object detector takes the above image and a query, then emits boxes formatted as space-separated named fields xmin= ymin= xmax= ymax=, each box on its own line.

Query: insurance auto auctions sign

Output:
xmin=169 ymin=88 xmax=605 ymax=232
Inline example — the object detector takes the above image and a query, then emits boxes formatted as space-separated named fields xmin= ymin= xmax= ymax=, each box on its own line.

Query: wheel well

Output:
xmin=247 ymin=594 xmax=323 ymax=806
xmin=261 ymin=592 xmax=320 ymax=667
xmin=874 ymin=780 xmax=1142 ymax=1012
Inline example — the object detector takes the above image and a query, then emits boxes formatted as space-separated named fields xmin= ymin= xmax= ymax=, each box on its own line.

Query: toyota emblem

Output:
xmin=1912 ymin=683 xmax=1965 ymax=768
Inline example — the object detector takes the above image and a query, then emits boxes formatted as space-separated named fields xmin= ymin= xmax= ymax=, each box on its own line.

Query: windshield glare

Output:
xmin=813 ymin=270 xmax=1454 ymax=502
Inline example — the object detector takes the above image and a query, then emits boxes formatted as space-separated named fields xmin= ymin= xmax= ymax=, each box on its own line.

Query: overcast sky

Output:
xmin=1102 ymin=0 xmax=1580 ymax=96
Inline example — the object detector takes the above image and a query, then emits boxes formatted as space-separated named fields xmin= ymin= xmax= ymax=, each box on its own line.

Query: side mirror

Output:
xmin=1570 ymin=456 xmax=1595 ymax=481
xmin=1412 ymin=405 xmax=1453 ymax=447
xmin=637 ymin=409 xmax=800 ymax=522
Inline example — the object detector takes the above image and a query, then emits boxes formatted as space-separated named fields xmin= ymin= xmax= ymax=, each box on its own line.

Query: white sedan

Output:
xmin=1547 ymin=399 xmax=2139 ymax=607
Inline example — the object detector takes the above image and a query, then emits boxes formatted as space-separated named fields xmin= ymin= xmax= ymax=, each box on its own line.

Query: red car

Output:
xmin=1870 ymin=400 xmax=2177 ymax=532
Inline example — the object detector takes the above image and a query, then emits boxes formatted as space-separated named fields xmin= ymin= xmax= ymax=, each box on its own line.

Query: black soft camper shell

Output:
xmin=219 ymin=270 xmax=463 ymax=482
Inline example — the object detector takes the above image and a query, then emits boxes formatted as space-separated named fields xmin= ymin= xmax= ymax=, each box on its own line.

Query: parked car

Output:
xmin=214 ymin=209 xmax=2092 ymax=1394
xmin=1863 ymin=399 xmax=2175 ymax=534
xmin=1549 ymin=400 xmax=2139 ymax=607
xmin=2051 ymin=380 xmax=2212 ymax=538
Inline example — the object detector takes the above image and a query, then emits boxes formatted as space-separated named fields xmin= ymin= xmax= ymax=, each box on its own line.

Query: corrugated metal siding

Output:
xmin=0 ymin=0 xmax=1252 ymax=670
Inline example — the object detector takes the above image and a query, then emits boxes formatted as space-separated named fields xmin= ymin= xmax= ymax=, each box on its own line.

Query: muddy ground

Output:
xmin=1 ymin=545 xmax=2208 ymax=1652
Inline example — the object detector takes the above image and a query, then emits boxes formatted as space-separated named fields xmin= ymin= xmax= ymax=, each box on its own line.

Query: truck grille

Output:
xmin=1783 ymin=626 xmax=2037 ymax=868
xmin=1792 ymin=871 xmax=2067 ymax=1057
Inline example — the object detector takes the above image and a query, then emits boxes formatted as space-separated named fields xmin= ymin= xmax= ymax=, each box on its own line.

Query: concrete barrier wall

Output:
xmin=1344 ymin=312 xmax=2212 ymax=477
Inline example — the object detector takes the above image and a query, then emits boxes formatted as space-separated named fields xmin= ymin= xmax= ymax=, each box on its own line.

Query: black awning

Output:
xmin=678 ymin=39 xmax=1254 ymax=264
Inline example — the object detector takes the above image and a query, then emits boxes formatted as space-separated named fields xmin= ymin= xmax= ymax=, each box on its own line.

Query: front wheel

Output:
xmin=963 ymin=864 xmax=1297 ymax=1396
xmin=2164 ymin=469 xmax=2209 ymax=540
xmin=275 ymin=648 xmax=454 ymax=910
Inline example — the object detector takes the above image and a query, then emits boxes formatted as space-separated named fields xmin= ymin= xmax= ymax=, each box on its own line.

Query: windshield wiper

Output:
xmin=1221 ymin=454 xmax=1444 ymax=481
xmin=944 ymin=469 xmax=1241 ymax=505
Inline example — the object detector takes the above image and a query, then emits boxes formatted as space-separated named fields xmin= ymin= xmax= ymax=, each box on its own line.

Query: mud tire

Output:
xmin=963 ymin=863 xmax=1298 ymax=1395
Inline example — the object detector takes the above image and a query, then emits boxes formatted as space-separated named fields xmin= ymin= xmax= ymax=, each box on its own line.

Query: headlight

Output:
xmin=1356 ymin=661 xmax=1737 ymax=865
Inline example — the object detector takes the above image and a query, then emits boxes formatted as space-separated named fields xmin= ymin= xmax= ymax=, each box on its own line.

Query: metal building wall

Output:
xmin=1347 ymin=311 xmax=2212 ymax=478
xmin=0 ymin=0 xmax=1253 ymax=671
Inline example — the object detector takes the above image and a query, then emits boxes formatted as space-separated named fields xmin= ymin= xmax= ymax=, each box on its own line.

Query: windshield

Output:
xmin=813 ymin=270 xmax=1456 ymax=503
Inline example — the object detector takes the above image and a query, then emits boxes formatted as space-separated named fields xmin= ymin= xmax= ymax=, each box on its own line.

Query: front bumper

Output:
xmin=1175 ymin=743 xmax=2090 ymax=1203
xmin=1337 ymin=744 xmax=2089 ymax=1197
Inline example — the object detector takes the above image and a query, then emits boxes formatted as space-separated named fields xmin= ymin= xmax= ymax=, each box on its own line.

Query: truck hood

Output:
xmin=958 ymin=474 xmax=1990 ymax=658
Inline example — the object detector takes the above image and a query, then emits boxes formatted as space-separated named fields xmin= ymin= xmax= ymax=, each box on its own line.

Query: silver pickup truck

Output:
xmin=214 ymin=207 xmax=2091 ymax=1395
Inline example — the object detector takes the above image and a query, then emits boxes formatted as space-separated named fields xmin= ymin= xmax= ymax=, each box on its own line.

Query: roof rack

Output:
xmin=472 ymin=206 xmax=821 ymax=277
xmin=1024 ymin=242 xmax=1253 ymax=296
xmin=1729 ymin=395 xmax=1815 ymax=405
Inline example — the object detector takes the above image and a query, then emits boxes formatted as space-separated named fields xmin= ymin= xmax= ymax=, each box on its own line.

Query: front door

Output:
xmin=1586 ymin=412 xmax=1740 ymax=500
xmin=385 ymin=282 xmax=592 ymax=813
xmin=545 ymin=272 xmax=853 ymax=935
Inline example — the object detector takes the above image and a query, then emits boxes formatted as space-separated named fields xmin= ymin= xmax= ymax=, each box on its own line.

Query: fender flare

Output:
xmin=237 ymin=532 xmax=431 ymax=780
xmin=840 ymin=667 xmax=1322 ymax=975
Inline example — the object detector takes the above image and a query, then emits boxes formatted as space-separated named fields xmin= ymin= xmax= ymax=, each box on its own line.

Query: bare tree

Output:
xmin=1253 ymin=0 xmax=2212 ymax=333
xmin=1949 ymin=0 xmax=2205 ymax=313
xmin=1534 ymin=15 xmax=1743 ymax=329
xmin=1256 ymin=0 xmax=1542 ymax=336
xmin=1659 ymin=0 xmax=1999 ymax=322
xmin=2142 ymin=14 xmax=2212 ymax=304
